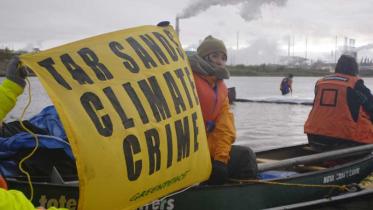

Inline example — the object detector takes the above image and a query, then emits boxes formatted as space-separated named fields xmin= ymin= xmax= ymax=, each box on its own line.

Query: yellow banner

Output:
xmin=20 ymin=25 xmax=211 ymax=210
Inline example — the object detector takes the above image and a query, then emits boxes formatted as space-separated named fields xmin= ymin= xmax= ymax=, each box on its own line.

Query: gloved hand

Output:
xmin=208 ymin=160 xmax=228 ymax=185
xmin=157 ymin=21 xmax=170 ymax=27
xmin=6 ymin=57 xmax=27 ymax=87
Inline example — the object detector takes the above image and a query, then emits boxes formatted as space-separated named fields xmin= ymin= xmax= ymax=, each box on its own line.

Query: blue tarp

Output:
xmin=258 ymin=170 xmax=298 ymax=180
xmin=0 ymin=106 xmax=74 ymax=176
xmin=29 ymin=105 xmax=67 ymax=140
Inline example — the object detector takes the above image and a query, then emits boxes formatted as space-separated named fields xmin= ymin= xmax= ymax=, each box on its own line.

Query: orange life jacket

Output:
xmin=304 ymin=73 xmax=373 ymax=143
xmin=0 ymin=175 xmax=8 ymax=189
xmin=193 ymin=73 xmax=228 ymax=132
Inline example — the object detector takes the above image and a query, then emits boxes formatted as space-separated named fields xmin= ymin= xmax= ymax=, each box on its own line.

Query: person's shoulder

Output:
xmin=0 ymin=79 xmax=24 ymax=95
xmin=355 ymin=79 xmax=367 ymax=89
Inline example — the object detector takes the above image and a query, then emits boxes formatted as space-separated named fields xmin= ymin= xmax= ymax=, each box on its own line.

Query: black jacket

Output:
xmin=352 ymin=79 xmax=373 ymax=121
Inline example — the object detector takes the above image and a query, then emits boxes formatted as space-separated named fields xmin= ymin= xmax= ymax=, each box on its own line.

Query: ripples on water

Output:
xmin=233 ymin=102 xmax=311 ymax=151
xmin=3 ymin=76 xmax=373 ymax=151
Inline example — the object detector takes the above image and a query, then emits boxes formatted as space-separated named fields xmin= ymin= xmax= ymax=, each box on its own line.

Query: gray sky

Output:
xmin=1 ymin=0 xmax=373 ymax=64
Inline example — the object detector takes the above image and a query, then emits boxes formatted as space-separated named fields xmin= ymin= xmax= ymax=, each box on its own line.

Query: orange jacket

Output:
xmin=304 ymin=73 xmax=373 ymax=143
xmin=193 ymin=73 xmax=236 ymax=164
xmin=0 ymin=176 xmax=7 ymax=189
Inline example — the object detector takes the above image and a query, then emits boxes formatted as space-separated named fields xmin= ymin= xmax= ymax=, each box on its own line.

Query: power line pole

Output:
xmin=288 ymin=35 xmax=290 ymax=57
xmin=235 ymin=31 xmax=239 ymax=65
xmin=334 ymin=36 xmax=338 ymax=63
xmin=236 ymin=31 xmax=239 ymax=50
xmin=305 ymin=36 xmax=308 ymax=60
xmin=292 ymin=35 xmax=295 ymax=57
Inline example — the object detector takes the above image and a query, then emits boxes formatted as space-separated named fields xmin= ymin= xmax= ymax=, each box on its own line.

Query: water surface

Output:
xmin=4 ymin=76 xmax=373 ymax=151
xmin=227 ymin=76 xmax=373 ymax=151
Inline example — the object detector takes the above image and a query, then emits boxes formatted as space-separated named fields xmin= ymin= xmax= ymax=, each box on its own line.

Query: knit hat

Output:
xmin=335 ymin=54 xmax=359 ymax=76
xmin=197 ymin=35 xmax=227 ymax=58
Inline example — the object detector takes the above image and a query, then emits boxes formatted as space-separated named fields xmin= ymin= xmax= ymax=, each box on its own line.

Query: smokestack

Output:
xmin=334 ymin=36 xmax=338 ymax=63
xmin=344 ymin=37 xmax=348 ymax=51
xmin=292 ymin=35 xmax=295 ymax=57
xmin=288 ymin=36 xmax=290 ymax=57
xmin=175 ymin=16 xmax=180 ymax=36
xmin=349 ymin=39 xmax=355 ymax=47
xmin=305 ymin=36 xmax=308 ymax=60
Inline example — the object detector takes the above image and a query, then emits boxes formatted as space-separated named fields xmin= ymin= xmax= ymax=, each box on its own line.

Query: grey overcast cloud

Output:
xmin=1 ymin=0 xmax=373 ymax=64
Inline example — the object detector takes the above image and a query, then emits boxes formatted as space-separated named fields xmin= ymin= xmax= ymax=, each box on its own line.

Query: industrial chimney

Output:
xmin=175 ymin=16 xmax=180 ymax=37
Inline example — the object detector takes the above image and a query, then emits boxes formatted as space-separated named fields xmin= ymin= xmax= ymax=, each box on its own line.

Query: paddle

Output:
xmin=258 ymin=144 xmax=373 ymax=172
xmin=234 ymin=98 xmax=312 ymax=106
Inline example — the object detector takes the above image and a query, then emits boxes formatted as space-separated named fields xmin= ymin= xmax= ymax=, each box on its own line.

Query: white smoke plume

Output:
xmin=178 ymin=0 xmax=288 ymax=21
xmin=229 ymin=38 xmax=281 ymax=64
xmin=357 ymin=43 xmax=373 ymax=51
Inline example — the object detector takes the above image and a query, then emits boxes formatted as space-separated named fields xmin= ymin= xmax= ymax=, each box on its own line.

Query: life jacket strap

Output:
xmin=206 ymin=120 xmax=216 ymax=133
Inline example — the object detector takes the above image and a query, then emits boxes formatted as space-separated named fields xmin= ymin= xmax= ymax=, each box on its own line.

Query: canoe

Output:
xmin=6 ymin=143 xmax=373 ymax=210
xmin=267 ymin=188 xmax=373 ymax=210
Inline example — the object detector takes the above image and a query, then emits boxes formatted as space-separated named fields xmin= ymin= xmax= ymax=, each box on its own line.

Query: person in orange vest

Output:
xmin=0 ymin=58 xmax=67 ymax=210
xmin=188 ymin=35 xmax=257 ymax=185
xmin=304 ymin=54 xmax=373 ymax=151
xmin=280 ymin=73 xmax=293 ymax=95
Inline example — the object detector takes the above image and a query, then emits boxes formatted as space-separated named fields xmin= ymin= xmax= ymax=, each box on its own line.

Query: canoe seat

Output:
xmin=50 ymin=166 xmax=79 ymax=186
xmin=295 ymin=165 xmax=327 ymax=171
xmin=257 ymin=158 xmax=326 ymax=172
xmin=302 ymin=146 xmax=319 ymax=152
xmin=259 ymin=170 xmax=298 ymax=180
xmin=256 ymin=158 xmax=278 ymax=163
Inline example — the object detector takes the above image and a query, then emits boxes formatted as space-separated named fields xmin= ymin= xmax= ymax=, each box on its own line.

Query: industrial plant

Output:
xmin=175 ymin=16 xmax=373 ymax=70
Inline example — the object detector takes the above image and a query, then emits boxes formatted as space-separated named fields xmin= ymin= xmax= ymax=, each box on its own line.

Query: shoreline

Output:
xmin=1 ymin=65 xmax=373 ymax=78
xmin=228 ymin=65 xmax=373 ymax=77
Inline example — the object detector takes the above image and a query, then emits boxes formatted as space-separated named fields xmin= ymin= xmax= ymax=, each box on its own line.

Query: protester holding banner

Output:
xmin=188 ymin=35 xmax=257 ymax=185
xmin=19 ymin=23 xmax=214 ymax=209
xmin=0 ymin=59 xmax=67 ymax=210
xmin=0 ymin=57 xmax=27 ymax=122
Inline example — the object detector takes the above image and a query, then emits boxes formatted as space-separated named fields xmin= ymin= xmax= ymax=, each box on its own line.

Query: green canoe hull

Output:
xmin=269 ymin=188 xmax=373 ymax=210
xmin=7 ymin=155 xmax=373 ymax=210
xmin=145 ymin=155 xmax=373 ymax=210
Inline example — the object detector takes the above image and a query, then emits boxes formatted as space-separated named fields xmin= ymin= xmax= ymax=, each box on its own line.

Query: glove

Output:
xmin=208 ymin=160 xmax=228 ymax=185
xmin=6 ymin=57 xmax=27 ymax=87
xmin=157 ymin=21 xmax=170 ymax=27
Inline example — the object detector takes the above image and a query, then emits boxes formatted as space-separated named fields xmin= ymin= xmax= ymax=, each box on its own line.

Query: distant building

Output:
xmin=360 ymin=57 xmax=373 ymax=70
xmin=279 ymin=56 xmax=308 ymax=67
xmin=311 ymin=60 xmax=334 ymax=72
